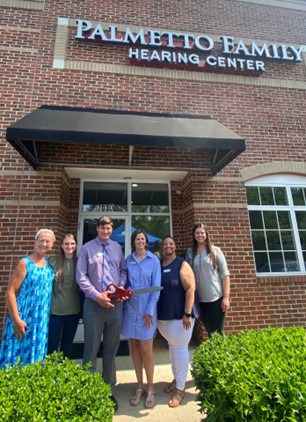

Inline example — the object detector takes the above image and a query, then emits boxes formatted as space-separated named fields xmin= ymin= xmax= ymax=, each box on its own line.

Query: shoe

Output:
xmin=110 ymin=395 xmax=118 ymax=412
xmin=163 ymin=379 xmax=177 ymax=393
xmin=129 ymin=388 xmax=144 ymax=406
xmin=168 ymin=389 xmax=185 ymax=408
xmin=144 ymin=390 xmax=156 ymax=408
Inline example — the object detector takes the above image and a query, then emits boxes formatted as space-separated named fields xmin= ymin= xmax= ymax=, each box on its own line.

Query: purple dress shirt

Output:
xmin=76 ymin=237 xmax=127 ymax=301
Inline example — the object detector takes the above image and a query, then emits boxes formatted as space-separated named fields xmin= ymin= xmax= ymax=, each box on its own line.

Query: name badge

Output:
xmin=163 ymin=268 xmax=171 ymax=273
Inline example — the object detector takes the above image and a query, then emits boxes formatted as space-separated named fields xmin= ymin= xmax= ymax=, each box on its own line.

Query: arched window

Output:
xmin=245 ymin=175 xmax=306 ymax=275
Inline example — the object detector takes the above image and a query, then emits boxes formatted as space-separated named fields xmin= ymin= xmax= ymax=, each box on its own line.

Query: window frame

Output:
xmin=77 ymin=178 xmax=172 ymax=256
xmin=245 ymin=174 xmax=306 ymax=276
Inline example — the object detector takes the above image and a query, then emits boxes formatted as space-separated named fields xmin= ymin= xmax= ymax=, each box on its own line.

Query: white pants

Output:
xmin=157 ymin=319 xmax=195 ymax=390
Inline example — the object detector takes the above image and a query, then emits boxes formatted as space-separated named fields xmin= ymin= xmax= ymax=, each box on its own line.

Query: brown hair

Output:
xmin=131 ymin=228 xmax=149 ymax=250
xmin=191 ymin=223 xmax=216 ymax=269
xmin=56 ymin=233 xmax=77 ymax=291
xmin=96 ymin=216 xmax=113 ymax=228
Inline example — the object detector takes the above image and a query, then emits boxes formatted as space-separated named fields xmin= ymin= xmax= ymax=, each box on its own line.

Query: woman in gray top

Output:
xmin=186 ymin=223 xmax=230 ymax=336
xmin=48 ymin=233 xmax=81 ymax=357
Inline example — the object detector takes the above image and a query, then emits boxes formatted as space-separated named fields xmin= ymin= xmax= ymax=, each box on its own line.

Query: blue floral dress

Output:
xmin=0 ymin=256 xmax=54 ymax=367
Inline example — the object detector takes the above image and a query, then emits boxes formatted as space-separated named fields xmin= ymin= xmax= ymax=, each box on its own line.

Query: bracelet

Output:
xmin=184 ymin=312 xmax=192 ymax=318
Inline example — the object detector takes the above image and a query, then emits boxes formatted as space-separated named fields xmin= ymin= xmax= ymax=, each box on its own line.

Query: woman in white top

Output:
xmin=186 ymin=223 xmax=230 ymax=336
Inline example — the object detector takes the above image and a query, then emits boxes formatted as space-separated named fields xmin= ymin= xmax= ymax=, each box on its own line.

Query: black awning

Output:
xmin=6 ymin=105 xmax=245 ymax=174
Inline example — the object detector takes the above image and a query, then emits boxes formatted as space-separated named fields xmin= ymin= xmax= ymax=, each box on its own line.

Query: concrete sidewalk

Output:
xmin=112 ymin=337 xmax=205 ymax=422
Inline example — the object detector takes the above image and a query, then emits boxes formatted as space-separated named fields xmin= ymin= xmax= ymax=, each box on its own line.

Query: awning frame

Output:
xmin=6 ymin=105 xmax=246 ymax=175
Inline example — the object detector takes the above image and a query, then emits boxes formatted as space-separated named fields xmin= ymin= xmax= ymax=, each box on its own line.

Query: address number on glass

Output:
xmin=93 ymin=204 xmax=114 ymax=212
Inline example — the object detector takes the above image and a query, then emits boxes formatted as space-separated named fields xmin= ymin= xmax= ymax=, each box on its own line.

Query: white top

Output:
xmin=186 ymin=246 xmax=230 ymax=303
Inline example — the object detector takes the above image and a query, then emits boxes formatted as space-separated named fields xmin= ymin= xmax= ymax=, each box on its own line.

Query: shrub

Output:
xmin=0 ymin=353 xmax=114 ymax=421
xmin=191 ymin=327 xmax=306 ymax=421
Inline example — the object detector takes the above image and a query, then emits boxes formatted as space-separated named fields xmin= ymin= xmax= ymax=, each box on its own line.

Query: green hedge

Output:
xmin=0 ymin=353 xmax=114 ymax=421
xmin=191 ymin=327 xmax=306 ymax=421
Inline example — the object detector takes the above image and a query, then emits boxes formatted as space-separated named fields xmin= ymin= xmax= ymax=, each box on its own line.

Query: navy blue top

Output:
xmin=157 ymin=256 xmax=186 ymax=320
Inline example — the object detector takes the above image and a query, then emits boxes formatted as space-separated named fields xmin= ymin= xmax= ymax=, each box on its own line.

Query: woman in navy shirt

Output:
xmin=157 ymin=236 xmax=196 ymax=408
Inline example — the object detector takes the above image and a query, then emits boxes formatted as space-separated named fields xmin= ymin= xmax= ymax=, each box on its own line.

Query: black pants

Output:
xmin=199 ymin=297 xmax=226 ymax=337
xmin=48 ymin=313 xmax=80 ymax=357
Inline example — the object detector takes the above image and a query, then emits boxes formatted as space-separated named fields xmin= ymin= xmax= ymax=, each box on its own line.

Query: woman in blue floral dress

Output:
xmin=0 ymin=229 xmax=55 ymax=367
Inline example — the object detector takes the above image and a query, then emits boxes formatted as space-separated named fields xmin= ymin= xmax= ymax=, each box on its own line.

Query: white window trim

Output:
xmin=246 ymin=174 xmax=306 ymax=276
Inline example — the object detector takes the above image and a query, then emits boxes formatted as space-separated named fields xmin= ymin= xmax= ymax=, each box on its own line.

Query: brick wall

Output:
xmin=1 ymin=0 xmax=306 ymax=337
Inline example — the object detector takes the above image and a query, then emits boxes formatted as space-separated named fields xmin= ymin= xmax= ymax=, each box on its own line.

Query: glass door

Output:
xmin=77 ymin=179 xmax=172 ymax=256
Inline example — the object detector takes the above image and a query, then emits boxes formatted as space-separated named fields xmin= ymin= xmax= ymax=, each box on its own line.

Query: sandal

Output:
xmin=163 ymin=379 xmax=177 ymax=393
xmin=129 ymin=388 xmax=144 ymax=406
xmin=168 ymin=389 xmax=185 ymax=408
xmin=144 ymin=390 xmax=156 ymax=408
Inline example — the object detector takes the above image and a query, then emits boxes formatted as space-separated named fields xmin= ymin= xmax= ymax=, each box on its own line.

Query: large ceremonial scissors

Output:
xmin=106 ymin=283 xmax=163 ymax=305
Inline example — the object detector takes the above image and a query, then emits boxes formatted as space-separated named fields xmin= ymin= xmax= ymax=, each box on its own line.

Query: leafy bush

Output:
xmin=192 ymin=327 xmax=306 ymax=421
xmin=0 ymin=353 xmax=114 ymax=421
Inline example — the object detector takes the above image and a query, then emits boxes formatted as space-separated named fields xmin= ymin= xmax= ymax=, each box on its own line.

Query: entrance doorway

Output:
xmin=73 ymin=179 xmax=172 ymax=355
xmin=78 ymin=180 xmax=171 ymax=256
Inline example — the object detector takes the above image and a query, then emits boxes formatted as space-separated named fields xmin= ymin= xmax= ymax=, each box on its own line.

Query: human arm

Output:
xmin=6 ymin=259 xmax=28 ymax=340
xmin=109 ymin=250 xmax=129 ymax=303
xmin=76 ymin=246 xmax=112 ymax=307
xmin=221 ymin=275 xmax=230 ymax=312
xmin=216 ymin=247 xmax=230 ymax=312
xmin=179 ymin=261 xmax=196 ymax=330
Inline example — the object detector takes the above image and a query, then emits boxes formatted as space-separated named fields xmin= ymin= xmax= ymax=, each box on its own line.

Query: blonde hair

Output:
xmin=35 ymin=229 xmax=56 ymax=242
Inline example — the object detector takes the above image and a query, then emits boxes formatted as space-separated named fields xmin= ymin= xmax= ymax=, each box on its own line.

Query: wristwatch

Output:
xmin=184 ymin=312 xmax=192 ymax=317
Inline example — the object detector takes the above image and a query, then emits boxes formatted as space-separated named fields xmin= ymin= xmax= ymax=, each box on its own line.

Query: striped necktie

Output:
xmin=102 ymin=243 xmax=113 ymax=288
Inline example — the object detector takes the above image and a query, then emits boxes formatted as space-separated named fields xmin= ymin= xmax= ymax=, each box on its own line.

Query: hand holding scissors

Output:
xmin=106 ymin=283 xmax=163 ymax=306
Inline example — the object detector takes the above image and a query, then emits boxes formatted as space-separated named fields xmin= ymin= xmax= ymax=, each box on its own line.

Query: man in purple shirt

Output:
xmin=76 ymin=216 xmax=127 ymax=412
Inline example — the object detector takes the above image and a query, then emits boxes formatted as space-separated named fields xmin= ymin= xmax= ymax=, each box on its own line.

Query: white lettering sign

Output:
xmin=75 ymin=19 xmax=306 ymax=75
